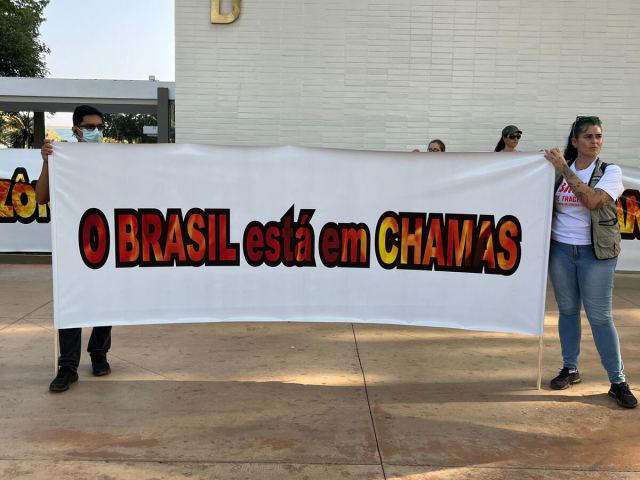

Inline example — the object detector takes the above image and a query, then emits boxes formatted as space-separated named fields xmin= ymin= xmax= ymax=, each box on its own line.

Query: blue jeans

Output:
xmin=548 ymin=239 xmax=625 ymax=384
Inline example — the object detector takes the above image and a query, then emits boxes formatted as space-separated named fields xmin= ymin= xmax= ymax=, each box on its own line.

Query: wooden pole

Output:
xmin=536 ymin=334 xmax=543 ymax=390
xmin=53 ymin=329 xmax=59 ymax=374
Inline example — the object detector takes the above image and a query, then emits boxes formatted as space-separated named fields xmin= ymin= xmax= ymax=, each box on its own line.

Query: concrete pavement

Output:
xmin=0 ymin=263 xmax=639 ymax=479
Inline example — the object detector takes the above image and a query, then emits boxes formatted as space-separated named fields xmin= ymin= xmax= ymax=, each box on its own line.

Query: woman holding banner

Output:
xmin=544 ymin=116 xmax=636 ymax=408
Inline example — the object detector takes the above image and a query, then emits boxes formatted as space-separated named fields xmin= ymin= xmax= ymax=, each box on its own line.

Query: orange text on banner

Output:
xmin=0 ymin=168 xmax=50 ymax=224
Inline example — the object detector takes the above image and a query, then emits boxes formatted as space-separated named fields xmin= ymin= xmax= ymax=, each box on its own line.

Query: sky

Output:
xmin=39 ymin=0 xmax=175 ymax=125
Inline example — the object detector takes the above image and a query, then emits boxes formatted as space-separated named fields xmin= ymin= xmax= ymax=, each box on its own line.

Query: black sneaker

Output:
xmin=550 ymin=367 xmax=581 ymax=390
xmin=609 ymin=382 xmax=638 ymax=409
xmin=49 ymin=367 xmax=79 ymax=393
xmin=91 ymin=355 xmax=111 ymax=377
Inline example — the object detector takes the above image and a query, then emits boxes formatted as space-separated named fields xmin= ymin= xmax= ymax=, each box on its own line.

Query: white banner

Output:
xmin=0 ymin=149 xmax=51 ymax=252
xmin=4 ymin=145 xmax=638 ymax=273
xmin=51 ymin=144 xmax=555 ymax=335
xmin=618 ymin=165 xmax=640 ymax=271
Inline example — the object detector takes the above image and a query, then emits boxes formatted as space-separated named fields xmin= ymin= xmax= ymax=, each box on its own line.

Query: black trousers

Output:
xmin=58 ymin=326 xmax=112 ymax=371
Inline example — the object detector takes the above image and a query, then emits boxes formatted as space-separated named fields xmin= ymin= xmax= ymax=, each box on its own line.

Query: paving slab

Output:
xmin=23 ymin=301 xmax=53 ymax=320
xmin=1 ymin=263 xmax=639 ymax=478
xmin=0 ymin=299 xmax=51 ymax=322
xmin=0 ymin=460 xmax=384 ymax=480
xmin=614 ymin=289 xmax=640 ymax=307
xmin=386 ymin=466 xmax=640 ymax=479
xmin=109 ymin=322 xmax=367 ymax=385
xmin=354 ymin=322 xmax=640 ymax=471
xmin=0 ymin=317 xmax=20 ymax=331
xmin=0 ymin=264 xmax=52 ymax=319
xmin=0 ymin=320 xmax=379 ymax=466
xmin=612 ymin=295 xmax=640 ymax=327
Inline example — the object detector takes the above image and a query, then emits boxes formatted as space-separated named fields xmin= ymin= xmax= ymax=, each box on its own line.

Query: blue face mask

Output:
xmin=80 ymin=128 xmax=103 ymax=143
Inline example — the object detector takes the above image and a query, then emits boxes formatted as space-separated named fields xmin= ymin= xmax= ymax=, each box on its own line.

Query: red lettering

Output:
xmin=116 ymin=211 xmax=139 ymax=267
xmin=79 ymin=209 xmax=110 ymax=269
xmin=186 ymin=210 xmax=206 ymax=263
xmin=141 ymin=211 xmax=164 ymax=263
xmin=164 ymin=211 xmax=187 ymax=263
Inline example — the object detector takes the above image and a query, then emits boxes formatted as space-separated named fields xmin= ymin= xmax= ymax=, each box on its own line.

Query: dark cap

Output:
xmin=502 ymin=125 xmax=522 ymax=137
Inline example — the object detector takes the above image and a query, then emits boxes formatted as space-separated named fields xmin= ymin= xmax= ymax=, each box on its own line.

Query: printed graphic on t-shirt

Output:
xmin=555 ymin=181 xmax=580 ymax=207
xmin=551 ymin=163 xmax=597 ymax=245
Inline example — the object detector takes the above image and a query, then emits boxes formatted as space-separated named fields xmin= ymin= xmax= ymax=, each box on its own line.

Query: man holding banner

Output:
xmin=37 ymin=105 xmax=114 ymax=393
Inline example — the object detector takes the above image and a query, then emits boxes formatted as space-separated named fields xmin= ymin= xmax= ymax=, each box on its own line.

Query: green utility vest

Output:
xmin=554 ymin=158 xmax=621 ymax=260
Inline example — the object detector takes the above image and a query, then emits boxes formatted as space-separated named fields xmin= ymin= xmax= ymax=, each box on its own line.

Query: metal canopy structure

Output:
xmin=0 ymin=77 xmax=175 ymax=145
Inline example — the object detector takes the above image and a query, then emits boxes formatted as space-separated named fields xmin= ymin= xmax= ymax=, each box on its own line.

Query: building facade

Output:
xmin=176 ymin=0 xmax=640 ymax=165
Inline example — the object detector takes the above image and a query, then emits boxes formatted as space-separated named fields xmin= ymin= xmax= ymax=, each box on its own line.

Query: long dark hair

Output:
xmin=564 ymin=116 xmax=602 ymax=162
xmin=494 ymin=138 xmax=505 ymax=152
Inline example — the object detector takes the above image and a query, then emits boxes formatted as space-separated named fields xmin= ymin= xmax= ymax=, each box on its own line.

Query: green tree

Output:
xmin=0 ymin=112 xmax=33 ymax=148
xmin=0 ymin=1 xmax=49 ymax=147
xmin=103 ymin=113 xmax=158 ymax=144
xmin=0 ymin=0 xmax=50 ymax=77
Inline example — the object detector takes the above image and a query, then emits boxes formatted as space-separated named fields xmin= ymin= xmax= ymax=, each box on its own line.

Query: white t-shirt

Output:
xmin=551 ymin=161 xmax=624 ymax=245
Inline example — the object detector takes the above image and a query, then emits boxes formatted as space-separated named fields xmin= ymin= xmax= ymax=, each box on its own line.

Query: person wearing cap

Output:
xmin=495 ymin=125 xmax=522 ymax=152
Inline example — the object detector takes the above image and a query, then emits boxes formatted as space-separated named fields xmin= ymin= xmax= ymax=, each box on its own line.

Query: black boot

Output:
xmin=91 ymin=355 xmax=111 ymax=376
xmin=49 ymin=367 xmax=79 ymax=393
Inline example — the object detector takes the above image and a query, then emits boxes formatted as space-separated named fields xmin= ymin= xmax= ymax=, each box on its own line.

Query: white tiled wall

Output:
xmin=176 ymin=0 xmax=640 ymax=166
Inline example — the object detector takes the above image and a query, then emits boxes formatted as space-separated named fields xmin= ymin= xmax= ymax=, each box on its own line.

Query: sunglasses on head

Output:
xmin=575 ymin=115 xmax=600 ymax=123
xmin=507 ymin=133 xmax=521 ymax=140
xmin=572 ymin=116 xmax=601 ymax=137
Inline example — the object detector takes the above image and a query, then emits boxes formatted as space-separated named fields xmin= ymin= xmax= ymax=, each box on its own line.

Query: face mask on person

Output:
xmin=80 ymin=128 xmax=103 ymax=143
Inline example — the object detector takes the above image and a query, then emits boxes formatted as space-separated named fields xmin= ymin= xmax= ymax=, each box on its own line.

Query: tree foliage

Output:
xmin=0 ymin=0 xmax=50 ymax=77
xmin=0 ymin=112 xmax=33 ymax=148
xmin=45 ymin=127 xmax=61 ymax=141
xmin=0 ymin=1 xmax=49 ymax=147
xmin=103 ymin=113 xmax=158 ymax=144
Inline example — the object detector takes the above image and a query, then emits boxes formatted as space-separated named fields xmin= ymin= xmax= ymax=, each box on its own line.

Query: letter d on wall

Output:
xmin=211 ymin=0 xmax=241 ymax=24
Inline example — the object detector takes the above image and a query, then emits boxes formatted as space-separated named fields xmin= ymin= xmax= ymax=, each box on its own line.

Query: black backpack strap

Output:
xmin=554 ymin=175 xmax=563 ymax=194
xmin=554 ymin=158 xmax=576 ymax=193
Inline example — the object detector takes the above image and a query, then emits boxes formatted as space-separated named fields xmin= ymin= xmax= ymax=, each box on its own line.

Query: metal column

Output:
xmin=157 ymin=87 xmax=170 ymax=143
xmin=33 ymin=111 xmax=45 ymax=148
